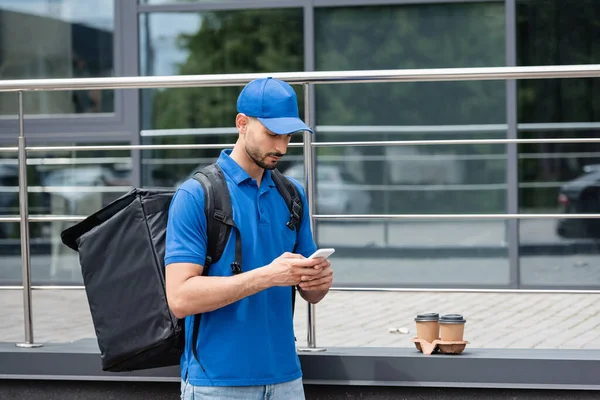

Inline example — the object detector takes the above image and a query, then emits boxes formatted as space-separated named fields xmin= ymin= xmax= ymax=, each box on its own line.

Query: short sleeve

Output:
xmin=288 ymin=178 xmax=318 ymax=258
xmin=164 ymin=182 xmax=208 ymax=267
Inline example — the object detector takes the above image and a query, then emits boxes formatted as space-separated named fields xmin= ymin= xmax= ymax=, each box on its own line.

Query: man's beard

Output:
xmin=245 ymin=144 xmax=284 ymax=170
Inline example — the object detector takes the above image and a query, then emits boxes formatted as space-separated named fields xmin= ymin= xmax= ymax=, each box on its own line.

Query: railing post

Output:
xmin=298 ymin=82 xmax=326 ymax=352
xmin=15 ymin=91 xmax=43 ymax=349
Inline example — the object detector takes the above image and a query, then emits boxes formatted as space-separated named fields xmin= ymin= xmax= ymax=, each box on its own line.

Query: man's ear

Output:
xmin=236 ymin=113 xmax=249 ymax=135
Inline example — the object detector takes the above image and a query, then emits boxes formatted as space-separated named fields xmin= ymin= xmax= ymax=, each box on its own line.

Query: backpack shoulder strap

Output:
xmin=271 ymin=168 xmax=304 ymax=233
xmin=271 ymin=168 xmax=305 ymax=321
xmin=189 ymin=162 xmax=242 ymax=363
xmin=192 ymin=163 xmax=238 ymax=269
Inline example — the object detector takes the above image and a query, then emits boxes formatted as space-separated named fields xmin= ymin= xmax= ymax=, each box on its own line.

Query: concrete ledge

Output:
xmin=301 ymin=347 xmax=600 ymax=391
xmin=1 ymin=340 xmax=599 ymax=391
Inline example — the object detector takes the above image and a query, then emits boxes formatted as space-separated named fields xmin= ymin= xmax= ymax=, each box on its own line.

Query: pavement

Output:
xmin=1 ymin=290 xmax=599 ymax=350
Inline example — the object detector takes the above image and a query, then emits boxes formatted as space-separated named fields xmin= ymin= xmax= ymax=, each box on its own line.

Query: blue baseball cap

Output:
xmin=236 ymin=77 xmax=313 ymax=135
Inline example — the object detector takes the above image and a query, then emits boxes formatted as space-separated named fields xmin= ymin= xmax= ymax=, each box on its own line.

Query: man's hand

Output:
xmin=298 ymin=258 xmax=332 ymax=292
xmin=263 ymin=252 xmax=322 ymax=287
xmin=298 ymin=257 xmax=333 ymax=304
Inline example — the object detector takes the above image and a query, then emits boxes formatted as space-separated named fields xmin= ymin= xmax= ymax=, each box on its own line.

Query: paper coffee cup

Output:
xmin=414 ymin=313 xmax=439 ymax=343
xmin=439 ymin=314 xmax=466 ymax=341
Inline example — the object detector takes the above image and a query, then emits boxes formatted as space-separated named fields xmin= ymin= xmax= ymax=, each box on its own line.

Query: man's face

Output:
xmin=244 ymin=117 xmax=293 ymax=170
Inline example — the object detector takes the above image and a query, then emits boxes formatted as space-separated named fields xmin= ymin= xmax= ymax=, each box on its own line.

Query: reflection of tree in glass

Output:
xmin=316 ymin=4 xmax=505 ymax=125
xmin=150 ymin=9 xmax=304 ymax=177
xmin=315 ymin=4 xmax=506 ymax=213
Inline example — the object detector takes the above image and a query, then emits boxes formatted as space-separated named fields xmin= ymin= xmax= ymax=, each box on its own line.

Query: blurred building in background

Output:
xmin=0 ymin=0 xmax=599 ymax=290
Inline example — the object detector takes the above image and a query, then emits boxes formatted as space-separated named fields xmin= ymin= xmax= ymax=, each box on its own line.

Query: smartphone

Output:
xmin=308 ymin=248 xmax=335 ymax=259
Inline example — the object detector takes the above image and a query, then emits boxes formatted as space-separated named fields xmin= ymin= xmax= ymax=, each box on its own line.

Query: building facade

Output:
xmin=0 ymin=0 xmax=599 ymax=290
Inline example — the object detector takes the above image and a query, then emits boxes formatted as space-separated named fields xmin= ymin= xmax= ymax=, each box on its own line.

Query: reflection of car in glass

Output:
xmin=283 ymin=164 xmax=371 ymax=215
xmin=38 ymin=165 xmax=132 ymax=226
xmin=41 ymin=166 xmax=131 ymax=203
xmin=556 ymin=165 xmax=600 ymax=239
xmin=0 ymin=165 xmax=18 ymax=212
xmin=0 ymin=165 xmax=19 ymax=238
xmin=0 ymin=165 xmax=53 ymax=239
xmin=0 ymin=165 xmax=131 ymax=238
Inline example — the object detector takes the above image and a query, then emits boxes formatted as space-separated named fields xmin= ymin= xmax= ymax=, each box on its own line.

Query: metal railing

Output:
xmin=1 ymin=64 xmax=600 ymax=351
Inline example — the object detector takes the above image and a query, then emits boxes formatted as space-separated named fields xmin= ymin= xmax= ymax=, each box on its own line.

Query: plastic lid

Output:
xmin=414 ymin=312 xmax=439 ymax=322
xmin=440 ymin=314 xmax=466 ymax=324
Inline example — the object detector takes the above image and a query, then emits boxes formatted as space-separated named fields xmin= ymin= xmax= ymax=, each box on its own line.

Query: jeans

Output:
xmin=180 ymin=377 xmax=305 ymax=400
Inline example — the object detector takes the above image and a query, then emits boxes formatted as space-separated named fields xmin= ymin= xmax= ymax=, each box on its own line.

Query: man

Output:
xmin=164 ymin=77 xmax=333 ymax=399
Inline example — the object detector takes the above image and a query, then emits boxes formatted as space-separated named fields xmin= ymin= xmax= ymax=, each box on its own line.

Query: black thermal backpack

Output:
xmin=60 ymin=163 xmax=304 ymax=372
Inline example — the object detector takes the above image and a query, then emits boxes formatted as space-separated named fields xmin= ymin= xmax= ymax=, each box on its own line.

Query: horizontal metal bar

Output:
xmin=300 ymin=182 xmax=562 ymax=191
xmin=143 ymin=125 xmax=507 ymax=137
xmin=32 ymin=286 xmax=85 ymax=290
xmin=0 ymin=216 xmax=87 ymax=223
xmin=142 ymin=156 xmax=255 ymax=165
xmin=2 ymin=152 xmax=598 ymax=167
xmin=18 ymin=137 xmax=600 ymax=154
xmin=0 ymin=65 xmax=599 ymax=93
xmin=316 ymin=122 xmax=600 ymax=133
xmin=0 ymin=157 xmax=131 ymax=166
xmin=0 ymin=183 xmax=572 ymax=203
xmin=312 ymin=138 xmax=600 ymax=147
xmin=0 ymin=146 xmax=18 ymax=153
xmin=329 ymin=287 xmax=600 ymax=294
xmin=319 ymin=181 xmax=575 ymax=191
xmin=315 ymin=0 xmax=503 ymax=7
xmin=2 ymin=151 xmax=597 ymax=167
xmin=519 ymin=122 xmax=600 ymax=131
xmin=137 ymin=0 xmax=304 ymax=13
xmin=115 ymin=121 xmax=600 ymax=139
xmin=0 ymin=183 xmax=506 ymax=194
xmin=0 ymin=187 xmax=131 ymax=194
xmin=0 ymin=286 xmax=85 ymax=291
xmin=2 ymin=212 xmax=600 ymax=224
xmin=318 ymin=124 xmax=507 ymax=133
xmin=24 ymin=143 xmax=233 ymax=152
xmin=314 ymin=213 xmax=600 ymax=220
xmin=140 ymin=127 xmax=238 ymax=137
xmin=0 ymin=112 xmax=115 ymax=121
xmin=521 ymin=152 xmax=600 ymax=160
xmin=1 ymin=285 xmax=598 ymax=294
xmin=25 ymin=142 xmax=304 ymax=152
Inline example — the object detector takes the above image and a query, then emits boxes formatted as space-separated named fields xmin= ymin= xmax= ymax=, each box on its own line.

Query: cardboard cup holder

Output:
xmin=411 ymin=337 xmax=469 ymax=355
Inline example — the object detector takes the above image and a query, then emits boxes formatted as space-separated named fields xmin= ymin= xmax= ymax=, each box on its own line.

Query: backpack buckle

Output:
xmin=213 ymin=210 xmax=226 ymax=222
xmin=286 ymin=199 xmax=302 ymax=231
xmin=230 ymin=261 xmax=242 ymax=275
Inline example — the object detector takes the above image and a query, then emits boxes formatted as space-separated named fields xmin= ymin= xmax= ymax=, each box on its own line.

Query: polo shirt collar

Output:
xmin=216 ymin=149 xmax=276 ymax=187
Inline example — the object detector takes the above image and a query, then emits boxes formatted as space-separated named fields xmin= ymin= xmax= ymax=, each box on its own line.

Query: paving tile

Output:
xmin=2 ymin=290 xmax=600 ymax=350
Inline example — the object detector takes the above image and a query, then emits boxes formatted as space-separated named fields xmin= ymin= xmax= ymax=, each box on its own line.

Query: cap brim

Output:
xmin=257 ymin=117 xmax=313 ymax=135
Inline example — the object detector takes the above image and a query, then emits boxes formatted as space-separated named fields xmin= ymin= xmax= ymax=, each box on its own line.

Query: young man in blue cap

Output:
xmin=165 ymin=77 xmax=333 ymax=399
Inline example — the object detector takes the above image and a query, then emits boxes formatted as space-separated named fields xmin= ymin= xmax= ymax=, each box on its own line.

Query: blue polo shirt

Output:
xmin=164 ymin=149 xmax=317 ymax=387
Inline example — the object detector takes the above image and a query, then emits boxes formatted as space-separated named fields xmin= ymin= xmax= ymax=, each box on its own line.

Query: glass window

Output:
xmin=0 ymin=0 xmax=115 ymax=116
xmin=0 ymin=142 xmax=131 ymax=285
xmin=314 ymin=3 xmax=508 ymax=287
xmin=517 ymin=0 xmax=600 ymax=125
xmin=517 ymin=0 xmax=600 ymax=288
xmin=139 ymin=9 xmax=304 ymax=188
